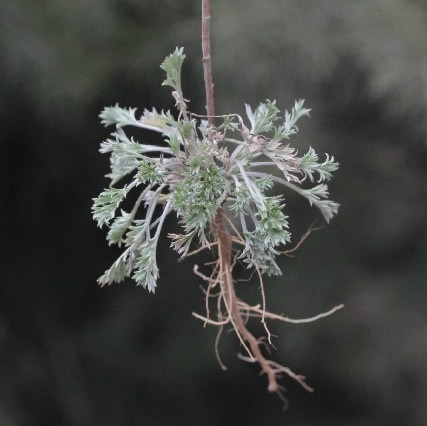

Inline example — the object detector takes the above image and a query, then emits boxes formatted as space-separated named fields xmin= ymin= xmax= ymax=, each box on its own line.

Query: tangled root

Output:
xmin=190 ymin=208 xmax=343 ymax=395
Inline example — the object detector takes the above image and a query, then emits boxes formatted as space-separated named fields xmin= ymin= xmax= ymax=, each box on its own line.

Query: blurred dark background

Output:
xmin=1 ymin=1 xmax=427 ymax=425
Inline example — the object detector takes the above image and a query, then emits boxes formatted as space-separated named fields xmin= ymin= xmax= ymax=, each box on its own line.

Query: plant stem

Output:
xmin=200 ymin=0 xmax=313 ymax=394
xmin=202 ymin=0 xmax=215 ymax=126
xmin=214 ymin=208 xmax=280 ymax=392
xmin=201 ymin=0 xmax=277 ymax=393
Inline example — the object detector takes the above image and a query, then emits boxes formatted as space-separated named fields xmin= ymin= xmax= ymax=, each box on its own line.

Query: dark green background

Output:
xmin=1 ymin=1 xmax=427 ymax=425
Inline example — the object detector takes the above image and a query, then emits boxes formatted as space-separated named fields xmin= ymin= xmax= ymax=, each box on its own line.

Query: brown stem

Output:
xmin=202 ymin=0 xmax=215 ymax=126
xmin=202 ymin=0 xmax=281 ymax=381
xmin=200 ymin=0 xmax=315 ymax=395
xmin=213 ymin=208 xmax=279 ymax=392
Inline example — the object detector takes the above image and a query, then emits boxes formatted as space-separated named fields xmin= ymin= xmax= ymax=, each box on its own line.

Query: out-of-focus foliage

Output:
xmin=1 ymin=0 xmax=427 ymax=425
xmin=213 ymin=0 xmax=427 ymax=140
xmin=0 ymin=0 xmax=199 ymax=121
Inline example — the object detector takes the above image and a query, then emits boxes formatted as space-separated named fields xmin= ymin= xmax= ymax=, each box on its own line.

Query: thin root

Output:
xmin=189 ymin=208 xmax=342 ymax=395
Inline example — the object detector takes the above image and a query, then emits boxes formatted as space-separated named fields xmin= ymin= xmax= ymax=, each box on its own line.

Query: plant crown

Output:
xmin=92 ymin=48 xmax=339 ymax=292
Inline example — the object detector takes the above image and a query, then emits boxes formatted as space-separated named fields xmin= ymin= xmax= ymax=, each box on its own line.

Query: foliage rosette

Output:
xmin=92 ymin=48 xmax=339 ymax=293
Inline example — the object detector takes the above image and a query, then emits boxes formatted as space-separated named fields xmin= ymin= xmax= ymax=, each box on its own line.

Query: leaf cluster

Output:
xmin=92 ymin=48 xmax=340 ymax=291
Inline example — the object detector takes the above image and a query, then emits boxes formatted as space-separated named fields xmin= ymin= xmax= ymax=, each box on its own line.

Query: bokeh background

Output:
xmin=1 ymin=1 xmax=427 ymax=425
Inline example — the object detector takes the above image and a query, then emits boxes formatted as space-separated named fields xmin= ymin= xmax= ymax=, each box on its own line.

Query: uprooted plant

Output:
xmin=92 ymin=0 xmax=342 ymax=396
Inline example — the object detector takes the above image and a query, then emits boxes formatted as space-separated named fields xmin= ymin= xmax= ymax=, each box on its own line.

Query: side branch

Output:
xmin=237 ymin=301 xmax=345 ymax=324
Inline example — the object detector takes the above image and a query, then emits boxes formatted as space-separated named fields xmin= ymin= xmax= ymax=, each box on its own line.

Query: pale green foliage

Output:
xmin=245 ymin=100 xmax=280 ymax=134
xmin=160 ymin=47 xmax=186 ymax=92
xmin=133 ymin=238 xmax=159 ymax=292
xmin=92 ymin=48 xmax=340 ymax=291
xmin=92 ymin=187 xmax=129 ymax=227
xmin=299 ymin=147 xmax=339 ymax=182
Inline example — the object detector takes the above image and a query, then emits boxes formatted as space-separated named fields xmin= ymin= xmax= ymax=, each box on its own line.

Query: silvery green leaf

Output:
xmin=166 ymin=130 xmax=181 ymax=155
xmin=107 ymin=153 xmax=140 ymax=185
xmin=161 ymin=110 xmax=179 ymax=127
xmin=125 ymin=219 xmax=148 ymax=246
xmin=107 ymin=210 xmax=133 ymax=246
xmin=298 ymin=184 xmax=340 ymax=222
xmin=169 ymin=231 xmax=196 ymax=256
xmin=299 ymin=148 xmax=339 ymax=182
xmin=137 ymin=159 xmax=165 ymax=184
xmin=217 ymin=115 xmax=239 ymax=132
xmin=99 ymin=104 xmax=140 ymax=128
xmin=229 ymin=180 xmax=251 ymax=213
xmin=133 ymin=238 xmax=159 ymax=292
xmin=92 ymin=186 xmax=128 ymax=227
xmin=185 ymin=201 xmax=218 ymax=230
xmin=113 ymin=128 xmax=173 ymax=155
xmin=262 ymin=142 xmax=301 ymax=182
xmin=299 ymin=147 xmax=319 ymax=182
xmin=283 ymin=99 xmax=311 ymax=134
xmin=301 ymin=183 xmax=330 ymax=200
xmin=100 ymin=104 xmax=174 ymax=135
xmin=239 ymin=231 xmax=282 ymax=276
xmin=160 ymin=47 xmax=185 ymax=91
xmin=317 ymin=154 xmax=339 ymax=182
xmin=101 ymin=128 xmax=172 ymax=184
xmin=245 ymin=100 xmax=280 ymax=134
xmin=139 ymin=108 xmax=174 ymax=135
xmin=275 ymin=99 xmax=311 ymax=140
xmin=256 ymin=197 xmax=291 ymax=246
xmin=97 ymin=250 xmax=130 ymax=286
xmin=313 ymin=199 xmax=340 ymax=223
